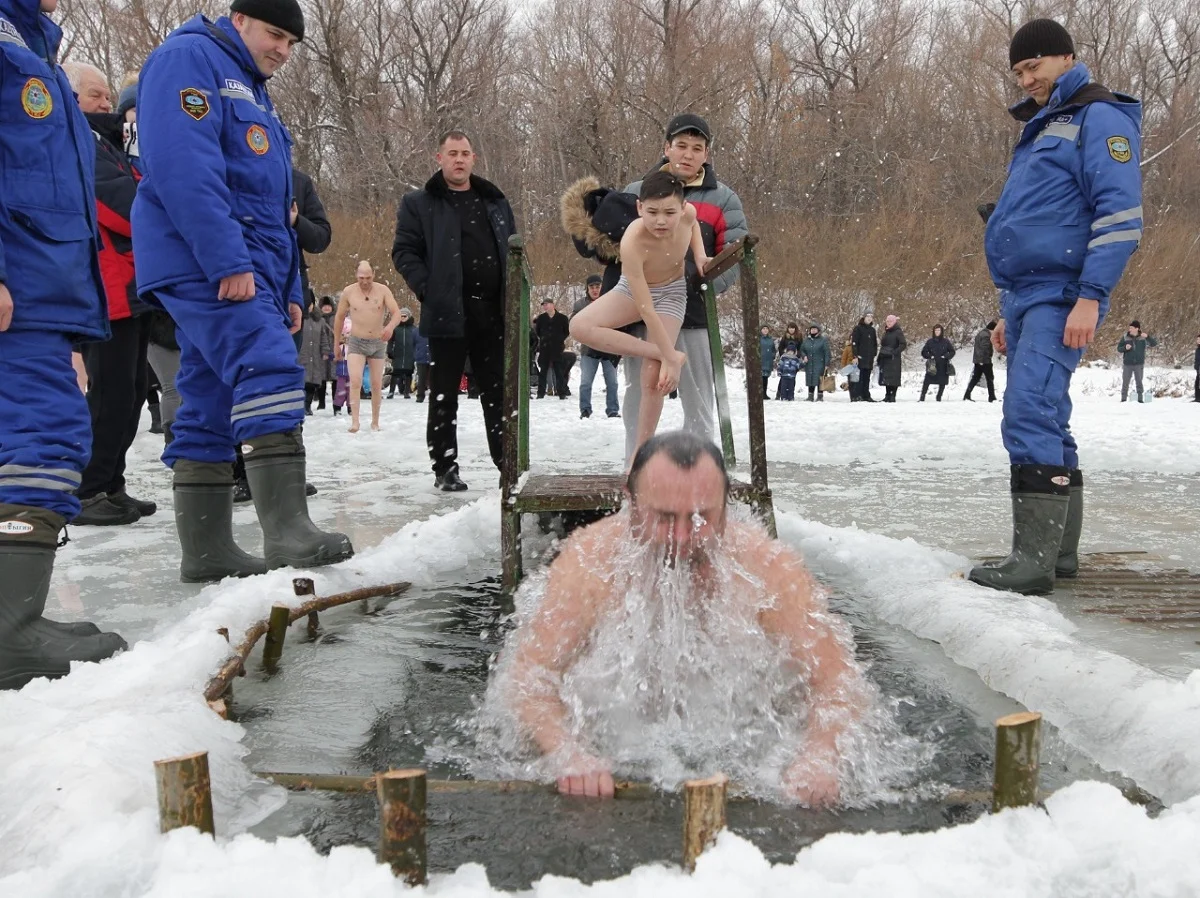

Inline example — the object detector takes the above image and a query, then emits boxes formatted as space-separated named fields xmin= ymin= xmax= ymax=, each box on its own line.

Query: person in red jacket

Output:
xmin=63 ymin=64 xmax=156 ymax=526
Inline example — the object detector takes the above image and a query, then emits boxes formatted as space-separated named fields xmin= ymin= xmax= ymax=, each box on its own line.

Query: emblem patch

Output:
xmin=180 ymin=88 xmax=210 ymax=121
xmin=1053 ymin=114 xmax=1073 ymax=124
xmin=0 ymin=520 xmax=34 ymax=535
xmin=1107 ymin=136 xmax=1132 ymax=163
xmin=21 ymin=78 xmax=52 ymax=119
xmin=246 ymin=124 xmax=269 ymax=155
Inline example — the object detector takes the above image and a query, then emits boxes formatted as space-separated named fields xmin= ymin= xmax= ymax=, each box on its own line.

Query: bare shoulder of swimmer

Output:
xmin=512 ymin=517 xmax=621 ymax=673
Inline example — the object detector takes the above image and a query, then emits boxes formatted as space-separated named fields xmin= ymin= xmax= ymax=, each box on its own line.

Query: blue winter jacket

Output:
xmin=0 ymin=0 xmax=107 ymax=340
xmin=777 ymin=355 xmax=801 ymax=378
xmin=132 ymin=16 xmax=300 ymax=315
xmin=985 ymin=63 xmax=1142 ymax=318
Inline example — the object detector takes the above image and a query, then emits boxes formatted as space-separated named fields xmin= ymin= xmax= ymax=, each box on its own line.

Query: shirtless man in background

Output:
xmin=335 ymin=261 xmax=400 ymax=432
xmin=504 ymin=431 xmax=868 ymax=805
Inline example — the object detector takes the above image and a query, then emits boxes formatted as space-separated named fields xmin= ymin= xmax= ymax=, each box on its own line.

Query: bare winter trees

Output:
xmin=58 ymin=0 xmax=1200 ymax=349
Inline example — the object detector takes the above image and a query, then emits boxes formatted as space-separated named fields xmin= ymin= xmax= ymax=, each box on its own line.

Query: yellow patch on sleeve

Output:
xmin=1107 ymin=136 xmax=1132 ymax=163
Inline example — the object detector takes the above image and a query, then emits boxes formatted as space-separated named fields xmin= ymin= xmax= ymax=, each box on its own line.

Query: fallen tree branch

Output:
xmin=203 ymin=580 xmax=410 ymax=702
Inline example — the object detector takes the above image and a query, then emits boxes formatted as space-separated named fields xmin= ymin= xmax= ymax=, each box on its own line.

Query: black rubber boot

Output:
xmin=0 ymin=505 xmax=126 ymax=690
xmin=243 ymin=430 xmax=354 ymax=569
xmin=173 ymin=461 xmax=268 ymax=583
xmin=1055 ymin=469 xmax=1084 ymax=579
xmin=968 ymin=465 xmax=1070 ymax=596
xmin=148 ymin=402 xmax=164 ymax=435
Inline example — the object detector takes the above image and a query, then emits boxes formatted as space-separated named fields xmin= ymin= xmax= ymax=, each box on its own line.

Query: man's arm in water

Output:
xmin=508 ymin=526 xmax=615 ymax=797
xmin=757 ymin=541 xmax=869 ymax=807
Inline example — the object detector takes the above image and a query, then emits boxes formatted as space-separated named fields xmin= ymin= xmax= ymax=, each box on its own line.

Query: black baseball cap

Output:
xmin=666 ymin=113 xmax=712 ymax=144
xmin=585 ymin=275 xmax=602 ymax=287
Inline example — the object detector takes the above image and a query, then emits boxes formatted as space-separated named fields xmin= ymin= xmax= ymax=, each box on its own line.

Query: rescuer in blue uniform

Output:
xmin=0 ymin=0 xmax=127 ymax=688
xmin=970 ymin=20 xmax=1142 ymax=595
xmin=133 ymin=0 xmax=353 ymax=578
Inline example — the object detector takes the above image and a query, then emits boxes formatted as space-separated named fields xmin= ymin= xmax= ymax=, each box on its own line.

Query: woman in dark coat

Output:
xmin=876 ymin=315 xmax=907 ymax=402
xmin=299 ymin=298 xmax=334 ymax=413
xmin=800 ymin=323 xmax=832 ymax=401
xmin=386 ymin=308 xmax=418 ymax=398
xmin=775 ymin=322 xmax=803 ymax=399
xmin=919 ymin=325 xmax=956 ymax=402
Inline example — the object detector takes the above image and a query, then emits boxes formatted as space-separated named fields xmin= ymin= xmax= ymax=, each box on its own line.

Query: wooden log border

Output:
xmin=202 ymin=578 xmax=410 ymax=703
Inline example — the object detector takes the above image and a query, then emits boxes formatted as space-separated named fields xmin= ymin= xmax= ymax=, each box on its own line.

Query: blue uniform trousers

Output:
xmin=1000 ymin=291 xmax=1087 ymax=469
xmin=156 ymin=279 xmax=305 ymax=467
xmin=0 ymin=331 xmax=90 ymax=518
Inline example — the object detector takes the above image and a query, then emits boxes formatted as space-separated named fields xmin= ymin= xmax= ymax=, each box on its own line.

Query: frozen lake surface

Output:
xmin=4 ymin=363 xmax=1200 ymax=896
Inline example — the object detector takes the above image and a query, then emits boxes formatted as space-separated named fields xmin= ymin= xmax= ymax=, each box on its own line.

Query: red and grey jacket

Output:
xmin=625 ymin=162 xmax=747 ymax=330
xmin=85 ymin=111 xmax=145 ymax=321
xmin=563 ymin=163 xmax=748 ymax=330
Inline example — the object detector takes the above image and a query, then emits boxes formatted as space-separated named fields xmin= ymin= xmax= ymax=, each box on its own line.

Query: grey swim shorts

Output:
xmin=346 ymin=335 xmax=387 ymax=360
xmin=612 ymin=274 xmax=687 ymax=322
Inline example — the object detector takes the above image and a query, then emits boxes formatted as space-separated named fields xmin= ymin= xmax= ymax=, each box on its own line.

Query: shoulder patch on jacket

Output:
xmin=1107 ymin=136 xmax=1132 ymax=163
xmin=180 ymin=88 xmax=210 ymax=121
xmin=21 ymin=78 xmax=52 ymax=119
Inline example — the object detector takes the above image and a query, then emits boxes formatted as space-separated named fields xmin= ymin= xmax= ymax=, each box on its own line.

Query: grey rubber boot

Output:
xmin=969 ymin=465 xmax=1071 ymax=596
xmin=242 ymin=430 xmax=354 ymax=569
xmin=0 ymin=504 xmax=100 ymax=638
xmin=1055 ymin=469 xmax=1084 ymax=579
xmin=173 ymin=461 xmax=268 ymax=583
xmin=0 ymin=515 xmax=127 ymax=690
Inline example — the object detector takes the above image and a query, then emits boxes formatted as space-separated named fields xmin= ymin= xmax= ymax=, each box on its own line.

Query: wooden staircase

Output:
xmin=499 ymin=234 xmax=775 ymax=592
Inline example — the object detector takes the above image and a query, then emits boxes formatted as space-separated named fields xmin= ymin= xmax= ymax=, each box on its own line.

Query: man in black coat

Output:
xmin=392 ymin=130 xmax=518 ymax=491
xmin=291 ymin=169 xmax=331 ymax=349
xmin=534 ymin=299 xmax=571 ymax=399
xmin=66 ymin=65 xmax=157 ymax=526
xmin=851 ymin=313 xmax=879 ymax=402
xmin=964 ymin=321 xmax=998 ymax=402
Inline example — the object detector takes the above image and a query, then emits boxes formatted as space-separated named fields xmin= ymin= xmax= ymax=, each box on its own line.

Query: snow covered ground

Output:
xmin=3 ymin=362 xmax=1200 ymax=896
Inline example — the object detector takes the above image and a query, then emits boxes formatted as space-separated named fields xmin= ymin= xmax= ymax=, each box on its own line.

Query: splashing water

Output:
xmin=465 ymin=507 xmax=932 ymax=804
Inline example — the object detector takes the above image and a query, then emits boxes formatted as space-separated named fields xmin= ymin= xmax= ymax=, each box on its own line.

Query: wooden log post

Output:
xmin=214 ymin=627 xmax=235 ymax=702
xmin=155 ymin=751 xmax=216 ymax=835
xmin=293 ymin=578 xmax=320 ymax=639
xmin=702 ymin=241 xmax=743 ymax=467
xmin=262 ymin=602 xmax=290 ymax=673
xmin=501 ymin=235 xmax=526 ymax=595
xmin=377 ymin=769 xmax=428 ymax=885
xmin=682 ymin=773 xmax=728 ymax=872
xmin=992 ymin=711 xmax=1043 ymax=812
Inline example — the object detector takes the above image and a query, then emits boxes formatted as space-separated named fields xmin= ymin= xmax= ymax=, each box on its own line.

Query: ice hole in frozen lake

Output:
xmin=235 ymin=520 xmax=1143 ymax=890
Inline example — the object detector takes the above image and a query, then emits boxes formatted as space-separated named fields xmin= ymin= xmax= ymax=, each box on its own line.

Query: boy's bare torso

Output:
xmin=340 ymin=283 xmax=393 ymax=339
xmin=627 ymin=205 xmax=697 ymax=288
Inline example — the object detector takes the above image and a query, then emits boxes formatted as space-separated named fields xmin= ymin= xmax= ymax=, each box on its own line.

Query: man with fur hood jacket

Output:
xmin=561 ymin=113 xmax=747 ymax=466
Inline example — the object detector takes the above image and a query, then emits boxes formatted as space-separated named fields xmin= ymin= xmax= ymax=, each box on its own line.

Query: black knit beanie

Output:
xmin=1009 ymin=19 xmax=1074 ymax=67
xmin=230 ymin=0 xmax=305 ymax=41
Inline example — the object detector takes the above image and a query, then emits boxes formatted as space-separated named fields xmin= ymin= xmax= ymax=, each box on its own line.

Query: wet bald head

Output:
xmin=356 ymin=260 xmax=374 ymax=289
xmin=627 ymin=432 xmax=729 ymax=563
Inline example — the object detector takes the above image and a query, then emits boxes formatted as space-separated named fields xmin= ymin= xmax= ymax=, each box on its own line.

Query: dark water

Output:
xmin=242 ymin=577 xmax=1115 ymax=889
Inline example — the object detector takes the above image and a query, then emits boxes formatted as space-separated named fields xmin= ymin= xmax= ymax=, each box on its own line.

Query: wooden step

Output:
xmin=512 ymin=473 xmax=762 ymax=514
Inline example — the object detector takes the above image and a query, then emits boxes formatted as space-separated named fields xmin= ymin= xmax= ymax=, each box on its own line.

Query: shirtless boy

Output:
xmin=505 ymin=431 xmax=868 ymax=805
xmin=334 ymin=261 xmax=401 ymax=432
xmin=569 ymin=172 xmax=710 ymax=456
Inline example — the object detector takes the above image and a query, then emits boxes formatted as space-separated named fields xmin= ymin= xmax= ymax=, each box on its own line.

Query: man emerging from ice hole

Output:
xmin=503 ymin=431 xmax=870 ymax=805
